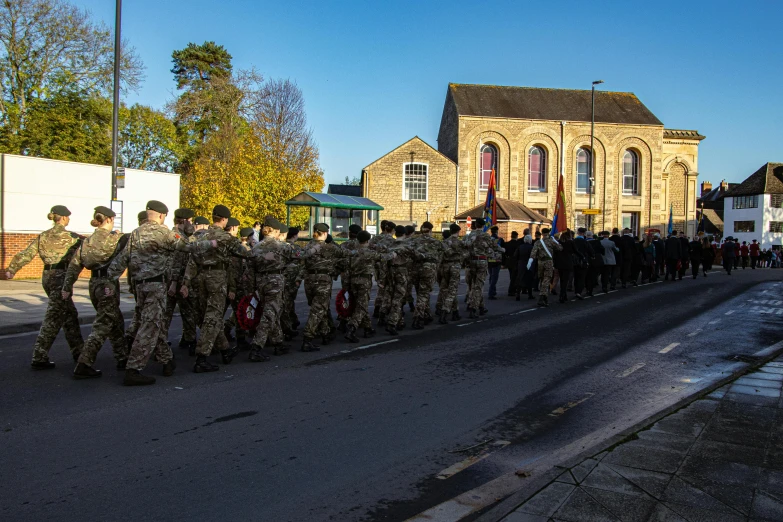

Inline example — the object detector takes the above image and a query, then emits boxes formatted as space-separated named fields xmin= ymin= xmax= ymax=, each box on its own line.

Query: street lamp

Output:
xmin=111 ymin=0 xmax=122 ymax=201
xmin=589 ymin=80 xmax=604 ymax=229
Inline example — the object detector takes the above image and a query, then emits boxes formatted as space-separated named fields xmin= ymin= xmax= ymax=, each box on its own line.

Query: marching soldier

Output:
xmin=384 ymin=225 xmax=419 ymax=335
xmin=281 ymin=226 xmax=304 ymax=339
xmin=125 ymin=210 xmax=151 ymax=348
xmin=338 ymin=224 xmax=362 ymax=332
xmin=163 ymin=208 xmax=197 ymax=354
xmin=437 ymin=223 xmax=466 ymax=323
xmin=343 ymin=230 xmax=387 ymax=342
xmin=62 ymin=206 xmax=129 ymax=378
xmin=107 ymin=200 xmax=217 ymax=385
xmin=223 ymin=217 xmax=242 ymax=344
xmin=409 ymin=221 xmax=444 ymax=329
xmin=4 ymin=205 xmax=84 ymax=369
xmin=370 ymin=220 xmax=396 ymax=324
xmin=529 ymin=227 xmax=562 ymax=308
xmin=466 ymin=218 xmax=502 ymax=318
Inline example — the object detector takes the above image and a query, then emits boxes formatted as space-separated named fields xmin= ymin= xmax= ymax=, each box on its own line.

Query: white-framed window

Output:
xmin=771 ymin=194 xmax=783 ymax=208
xmin=528 ymin=146 xmax=546 ymax=192
xmin=622 ymin=212 xmax=639 ymax=236
xmin=734 ymin=221 xmax=755 ymax=233
xmin=732 ymin=195 xmax=759 ymax=209
xmin=623 ymin=150 xmax=639 ymax=195
xmin=402 ymin=162 xmax=428 ymax=201
xmin=576 ymin=148 xmax=592 ymax=194
xmin=480 ymin=143 xmax=498 ymax=191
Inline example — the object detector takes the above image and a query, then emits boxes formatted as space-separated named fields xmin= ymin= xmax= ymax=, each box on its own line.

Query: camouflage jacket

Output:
xmin=8 ymin=224 xmax=82 ymax=275
xmin=441 ymin=235 xmax=467 ymax=265
xmin=302 ymin=240 xmax=348 ymax=283
xmin=530 ymin=235 xmax=562 ymax=262
xmin=250 ymin=237 xmax=293 ymax=274
xmin=369 ymin=233 xmax=396 ymax=281
xmin=387 ymin=238 xmax=419 ymax=268
xmin=167 ymin=225 xmax=196 ymax=285
xmin=346 ymin=245 xmax=391 ymax=280
xmin=183 ymin=225 xmax=253 ymax=293
xmin=283 ymin=239 xmax=304 ymax=286
xmin=470 ymin=231 xmax=503 ymax=259
xmin=410 ymin=234 xmax=444 ymax=265
xmin=63 ymin=228 xmax=127 ymax=292
xmin=107 ymin=222 xmax=213 ymax=282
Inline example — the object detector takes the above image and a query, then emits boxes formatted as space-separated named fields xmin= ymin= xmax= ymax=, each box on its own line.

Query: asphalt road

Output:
xmin=1 ymin=268 xmax=782 ymax=522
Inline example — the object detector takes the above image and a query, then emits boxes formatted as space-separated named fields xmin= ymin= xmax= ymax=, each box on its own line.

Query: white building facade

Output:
xmin=723 ymin=163 xmax=783 ymax=250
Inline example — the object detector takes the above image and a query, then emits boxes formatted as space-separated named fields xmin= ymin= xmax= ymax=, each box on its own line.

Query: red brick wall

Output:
xmin=1 ymin=232 xmax=90 ymax=280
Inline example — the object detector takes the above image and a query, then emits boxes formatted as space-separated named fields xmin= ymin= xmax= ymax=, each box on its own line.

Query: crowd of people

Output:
xmin=5 ymin=202 xmax=776 ymax=386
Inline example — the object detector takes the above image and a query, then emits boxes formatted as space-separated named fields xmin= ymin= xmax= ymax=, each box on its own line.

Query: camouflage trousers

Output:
xmin=347 ymin=276 xmax=373 ymax=330
xmin=303 ymin=276 xmax=333 ymax=339
xmin=126 ymin=294 xmax=141 ymax=341
xmin=538 ymin=260 xmax=555 ymax=304
xmin=252 ymin=274 xmax=284 ymax=348
xmin=373 ymin=263 xmax=389 ymax=314
xmin=466 ymin=260 xmax=488 ymax=311
xmin=127 ymin=281 xmax=173 ymax=371
xmin=33 ymin=269 xmax=84 ymax=363
xmin=437 ymin=263 xmax=462 ymax=313
xmin=78 ymin=278 xmax=127 ymax=367
xmin=386 ymin=266 xmax=409 ymax=327
xmin=164 ymin=283 xmax=197 ymax=343
xmin=414 ymin=262 xmax=437 ymax=320
xmin=193 ymin=270 xmax=229 ymax=356
xmin=406 ymin=267 xmax=417 ymax=308
xmin=280 ymin=276 xmax=300 ymax=333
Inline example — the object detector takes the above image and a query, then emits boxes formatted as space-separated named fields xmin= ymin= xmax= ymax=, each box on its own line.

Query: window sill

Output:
xmin=528 ymin=189 xmax=547 ymax=193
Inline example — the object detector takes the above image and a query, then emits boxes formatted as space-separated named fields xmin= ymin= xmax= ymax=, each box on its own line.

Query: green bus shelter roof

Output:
xmin=285 ymin=192 xmax=384 ymax=211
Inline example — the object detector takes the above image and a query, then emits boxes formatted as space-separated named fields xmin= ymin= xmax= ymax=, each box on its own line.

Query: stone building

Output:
xmin=361 ymin=83 xmax=705 ymax=238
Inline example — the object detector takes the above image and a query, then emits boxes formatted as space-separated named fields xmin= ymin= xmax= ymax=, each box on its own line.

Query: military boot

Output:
xmin=451 ymin=310 xmax=461 ymax=321
xmin=438 ymin=310 xmax=449 ymax=324
xmin=248 ymin=344 xmax=271 ymax=362
xmin=363 ymin=327 xmax=376 ymax=338
xmin=272 ymin=344 xmax=290 ymax=356
xmin=224 ymin=325 xmax=235 ymax=342
xmin=221 ymin=346 xmax=239 ymax=364
xmin=162 ymin=359 xmax=176 ymax=377
xmin=321 ymin=334 xmax=332 ymax=346
xmin=468 ymin=308 xmax=478 ymax=319
xmin=123 ymin=369 xmax=155 ymax=386
xmin=193 ymin=355 xmax=218 ymax=373
xmin=301 ymin=338 xmax=320 ymax=352
xmin=423 ymin=314 xmax=434 ymax=325
xmin=344 ymin=325 xmax=360 ymax=343
xmin=412 ymin=317 xmax=424 ymax=330
xmin=378 ymin=313 xmax=387 ymax=326
xmin=479 ymin=307 xmax=489 ymax=316
xmin=73 ymin=363 xmax=102 ymax=379
xmin=72 ymin=351 xmax=81 ymax=363
xmin=31 ymin=360 xmax=56 ymax=370
xmin=385 ymin=324 xmax=398 ymax=336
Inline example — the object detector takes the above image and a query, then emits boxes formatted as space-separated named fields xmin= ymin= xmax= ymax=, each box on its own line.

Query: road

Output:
xmin=1 ymin=268 xmax=781 ymax=522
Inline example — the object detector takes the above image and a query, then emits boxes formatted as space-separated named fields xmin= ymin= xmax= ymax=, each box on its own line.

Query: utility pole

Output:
xmin=110 ymin=0 xmax=122 ymax=200
xmin=589 ymin=80 xmax=604 ymax=230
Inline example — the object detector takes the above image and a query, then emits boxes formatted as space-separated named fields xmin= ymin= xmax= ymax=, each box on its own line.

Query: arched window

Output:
xmin=528 ymin=146 xmax=546 ymax=192
xmin=480 ymin=143 xmax=498 ymax=191
xmin=623 ymin=150 xmax=639 ymax=195
xmin=576 ymin=148 xmax=591 ymax=193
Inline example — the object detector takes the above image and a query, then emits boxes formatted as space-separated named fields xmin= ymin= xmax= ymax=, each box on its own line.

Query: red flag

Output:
xmin=551 ymin=173 xmax=567 ymax=234
xmin=483 ymin=169 xmax=497 ymax=231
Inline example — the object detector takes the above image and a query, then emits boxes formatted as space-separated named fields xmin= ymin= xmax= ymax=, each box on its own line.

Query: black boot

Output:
xmin=321 ymin=334 xmax=332 ymax=346
xmin=221 ymin=346 xmax=239 ymax=365
xmin=363 ymin=327 xmax=376 ymax=338
xmin=73 ymin=362 xmax=102 ymax=379
xmin=451 ymin=310 xmax=461 ymax=321
xmin=385 ymin=325 xmax=398 ymax=335
xmin=162 ymin=359 xmax=176 ymax=377
xmin=438 ymin=311 xmax=449 ymax=324
xmin=301 ymin=338 xmax=320 ymax=352
xmin=248 ymin=344 xmax=271 ymax=362
xmin=344 ymin=325 xmax=360 ymax=343
xmin=272 ymin=344 xmax=290 ymax=356
xmin=412 ymin=318 xmax=424 ymax=330
xmin=378 ymin=313 xmax=386 ymax=326
xmin=193 ymin=355 xmax=218 ymax=373
xmin=31 ymin=360 xmax=56 ymax=370
xmin=423 ymin=315 xmax=434 ymax=325
xmin=468 ymin=308 xmax=477 ymax=319
xmin=123 ymin=369 xmax=155 ymax=386
xmin=338 ymin=318 xmax=347 ymax=333
xmin=479 ymin=307 xmax=488 ymax=316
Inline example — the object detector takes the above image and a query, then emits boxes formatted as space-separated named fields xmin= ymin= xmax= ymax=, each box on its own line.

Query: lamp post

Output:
xmin=110 ymin=0 xmax=122 ymax=201
xmin=589 ymin=80 xmax=604 ymax=229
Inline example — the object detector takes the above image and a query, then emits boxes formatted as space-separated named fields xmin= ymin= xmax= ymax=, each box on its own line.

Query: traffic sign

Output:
xmin=581 ymin=208 xmax=602 ymax=215
xmin=466 ymin=216 xmax=472 ymax=226
xmin=116 ymin=167 xmax=125 ymax=189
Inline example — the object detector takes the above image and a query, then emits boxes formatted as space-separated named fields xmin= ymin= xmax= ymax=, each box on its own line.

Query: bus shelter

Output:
xmin=285 ymin=192 xmax=383 ymax=240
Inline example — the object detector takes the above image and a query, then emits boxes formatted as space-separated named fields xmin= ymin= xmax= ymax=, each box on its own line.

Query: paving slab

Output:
xmin=734 ymin=376 xmax=783 ymax=389
xmin=516 ymin=482 xmax=575 ymax=518
xmin=551 ymin=488 xmax=620 ymax=522
xmin=580 ymin=486 xmax=657 ymax=522
xmin=750 ymin=489 xmax=783 ymax=520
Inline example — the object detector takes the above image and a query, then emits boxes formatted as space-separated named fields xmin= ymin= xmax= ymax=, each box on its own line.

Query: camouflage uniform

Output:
xmin=7 ymin=224 xmax=84 ymax=364
xmin=223 ymin=240 xmax=252 ymax=344
xmin=280 ymin=239 xmax=304 ymax=335
xmin=63 ymin=228 xmax=129 ymax=367
xmin=183 ymin=224 xmax=252 ymax=357
xmin=384 ymin=239 xmax=418 ymax=329
xmin=302 ymin=241 xmax=346 ymax=340
xmin=467 ymin=230 xmax=501 ymax=312
xmin=530 ymin=235 xmax=562 ymax=306
xmin=463 ymin=230 xmax=478 ymax=300
xmin=108 ymin=222 xmax=213 ymax=371
xmin=438 ymin=235 xmax=467 ymax=314
xmin=409 ymin=234 xmax=444 ymax=322
xmin=249 ymin=236 xmax=291 ymax=349
xmin=345 ymin=246 xmax=386 ymax=331
xmin=163 ymin=228 xmax=197 ymax=346
xmin=369 ymin=232 xmax=395 ymax=317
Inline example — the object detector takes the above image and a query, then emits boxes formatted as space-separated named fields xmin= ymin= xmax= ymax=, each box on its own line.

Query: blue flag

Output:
xmin=667 ymin=204 xmax=674 ymax=235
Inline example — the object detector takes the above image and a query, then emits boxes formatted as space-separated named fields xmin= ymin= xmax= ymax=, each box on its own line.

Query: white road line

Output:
xmin=725 ymin=310 xmax=735 ymax=315
xmin=436 ymin=441 xmax=510 ymax=480
xmin=687 ymin=330 xmax=702 ymax=337
xmin=618 ymin=362 xmax=646 ymax=377
xmin=708 ymin=320 xmax=720 ymax=325
xmin=456 ymin=322 xmax=474 ymax=327
xmin=339 ymin=339 xmax=398 ymax=354
xmin=659 ymin=343 xmax=680 ymax=354
xmin=509 ymin=309 xmax=536 ymax=316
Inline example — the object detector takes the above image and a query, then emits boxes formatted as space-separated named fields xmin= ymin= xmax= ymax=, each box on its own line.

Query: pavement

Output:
xmin=1 ymin=268 xmax=782 ymax=522
xmin=487 ymin=355 xmax=783 ymax=522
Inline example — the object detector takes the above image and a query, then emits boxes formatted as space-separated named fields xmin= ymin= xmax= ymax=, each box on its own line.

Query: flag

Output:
xmin=482 ymin=169 xmax=497 ymax=232
xmin=667 ymin=204 xmax=674 ymax=235
xmin=698 ymin=203 xmax=705 ymax=233
xmin=551 ymin=172 xmax=567 ymax=235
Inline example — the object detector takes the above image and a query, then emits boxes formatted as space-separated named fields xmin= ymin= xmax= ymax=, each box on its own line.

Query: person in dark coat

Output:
xmin=609 ymin=228 xmax=624 ymax=289
xmin=722 ymin=237 xmax=736 ymax=275
xmin=504 ymin=231 xmax=519 ymax=296
xmin=573 ymin=227 xmax=591 ymax=299
xmin=664 ymin=231 xmax=682 ymax=281
xmin=677 ymin=231 xmax=690 ymax=280
xmin=585 ymin=231 xmax=604 ymax=296
xmin=701 ymin=237 xmax=715 ymax=274
xmin=619 ymin=228 xmax=636 ymax=288
xmin=554 ymin=231 xmax=575 ymax=303
xmin=514 ymin=235 xmax=536 ymax=300
xmin=688 ymin=236 xmax=703 ymax=278
xmin=652 ymin=233 xmax=666 ymax=279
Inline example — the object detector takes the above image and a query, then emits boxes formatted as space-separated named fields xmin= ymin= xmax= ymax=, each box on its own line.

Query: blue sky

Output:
xmin=77 ymin=0 xmax=782 ymax=187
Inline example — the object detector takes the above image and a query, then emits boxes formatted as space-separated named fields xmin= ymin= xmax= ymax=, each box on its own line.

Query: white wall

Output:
xmin=724 ymin=196 xmax=766 ymax=248
xmin=1 ymin=154 xmax=180 ymax=234
xmin=762 ymin=195 xmax=783 ymax=249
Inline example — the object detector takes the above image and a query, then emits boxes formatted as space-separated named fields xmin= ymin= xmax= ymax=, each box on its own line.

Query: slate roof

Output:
xmin=664 ymin=129 xmax=706 ymax=141
xmin=455 ymin=198 xmax=552 ymax=224
xmin=327 ymin=184 xmax=362 ymax=197
xmin=448 ymin=83 xmax=663 ymax=126
xmin=724 ymin=163 xmax=783 ymax=197
xmin=698 ymin=208 xmax=724 ymax=234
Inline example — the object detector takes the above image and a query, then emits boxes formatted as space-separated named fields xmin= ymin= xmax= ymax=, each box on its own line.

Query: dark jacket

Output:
xmin=653 ymin=239 xmax=666 ymax=263
xmin=688 ymin=240 xmax=703 ymax=261
xmin=665 ymin=236 xmax=681 ymax=260
xmin=620 ymin=235 xmax=636 ymax=261
xmin=678 ymin=237 xmax=690 ymax=261
xmin=610 ymin=234 xmax=624 ymax=264
xmin=555 ymin=239 xmax=575 ymax=271
xmin=503 ymin=238 xmax=519 ymax=267
xmin=722 ymin=241 xmax=736 ymax=259
xmin=515 ymin=243 xmax=536 ymax=289
xmin=587 ymin=238 xmax=605 ymax=267
xmin=573 ymin=236 xmax=592 ymax=268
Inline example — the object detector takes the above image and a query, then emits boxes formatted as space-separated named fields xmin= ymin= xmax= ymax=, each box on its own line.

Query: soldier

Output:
xmin=529 ymin=227 xmax=562 ymax=308
xmin=463 ymin=220 xmax=479 ymax=301
xmin=344 ymin=230 xmax=390 ymax=342
xmin=466 ymin=218 xmax=503 ymax=318
xmin=4 ymin=205 xmax=84 ymax=369
xmin=281 ymin=226 xmax=304 ymax=338
xmin=125 ymin=210 xmax=151 ymax=347
xmin=247 ymin=217 xmax=292 ymax=361
xmin=181 ymin=205 xmax=252 ymax=373
xmin=62 ymin=206 xmax=129 ymax=378
xmin=338 ymin=224 xmax=363 ymax=332
xmin=409 ymin=221 xmax=444 ymax=329
xmin=301 ymin=223 xmax=347 ymax=351
xmin=163 ymin=208 xmax=197 ymax=355
xmin=404 ymin=224 xmax=417 ymax=312
xmin=370 ymin=220 xmax=396 ymax=324
xmin=223 ymin=217 xmax=242 ymax=343
xmin=435 ymin=229 xmax=451 ymax=316
xmin=384 ymin=225 xmax=418 ymax=335
xmin=107 ymin=200 xmax=217 ymax=385
xmin=230 ymin=226 xmax=256 ymax=349
xmin=193 ymin=216 xmax=210 ymax=232
xmin=437 ymin=223 xmax=466 ymax=323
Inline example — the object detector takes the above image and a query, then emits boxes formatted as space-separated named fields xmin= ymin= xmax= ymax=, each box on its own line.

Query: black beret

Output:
xmin=442 ymin=230 xmax=451 ymax=240
xmin=380 ymin=220 xmax=388 ymax=229
xmin=348 ymin=224 xmax=362 ymax=234
xmin=313 ymin=223 xmax=329 ymax=233
xmin=287 ymin=227 xmax=300 ymax=237
xmin=491 ymin=225 xmax=499 ymax=231
xmin=50 ymin=205 xmax=71 ymax=216
xmin=227 ymin=217 xmax=240 ymax=227
xmin=357 ymin=231 xmax=371 ymax=243
xmin=395 ymin=225 xmax=406 ymax=237
xmin=541 ymin=228 xmax=551 ymax=234
xmin=475 ymin=217 xmax=485 ymax=227
xmin=212 ymin=205 xmax=231 ymax=219
xmin=240 ymin=227 xmax=254 ymax=238
xmin=174 ymin=208 xmax=195 ymax=219
xmin=325 ymin=234 xmax=334 ymax=244
xmin=146 ymin=200 xmax=168 ymax=214
xmin=404 ymin=225 xmax=414 ymax=235
xmin=421 ymin=221 xmax=433 ymax=230
xmin=94 ymin=205 xmax=115 ymax=218
xmin=137 ymin=210 xmax=148 ymax=224
xmin=263 ymin=216 xmax=277 ymax=228
xmin=449 ymin=223 xmax=461 ymax=233
xmin=194 ymin=216 xmax=210 ymax=225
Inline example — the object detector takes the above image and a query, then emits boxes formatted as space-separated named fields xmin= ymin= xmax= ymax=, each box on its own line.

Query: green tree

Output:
xmin=344 ymin=176 xmax=360 ymax=186
xmin=119 ymin=104 xmax=182 ymax=172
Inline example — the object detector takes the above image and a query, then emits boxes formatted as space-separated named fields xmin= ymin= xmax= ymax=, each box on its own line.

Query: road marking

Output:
xmin=339 ymin=339 xmax=398 ymax=354
xmin=436 ymin=441 xmax=510 ymax=480
xmin=708 ymin=320 xmax=719 ymax=325
xmin=457 ymin=322 xmax=473 ymax=327
xmin=725 ymin=310 xmax=735 ymax=315
xmin=659 ymin=343 xmax=680 ymax=354
xmin=548 ymin=393 xmax=594 ymax=417
xmin=618 ymin=362 xmax=646 ymax=377
xmin=509 ymin=309 xmax=536 ymax=316
xmin=687 ymin=330 xmax=702 ymax=337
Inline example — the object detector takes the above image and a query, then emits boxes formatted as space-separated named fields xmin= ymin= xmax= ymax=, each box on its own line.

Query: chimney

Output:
xmin=701 ymin=181 xmax=713 ymax=196
xmin=720 ymin=180 xmax=728 ymax=191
